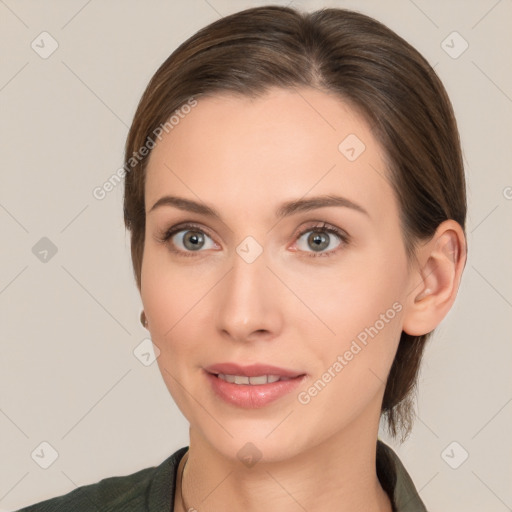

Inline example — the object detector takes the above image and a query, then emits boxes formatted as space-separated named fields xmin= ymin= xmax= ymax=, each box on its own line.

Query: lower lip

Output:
xmin=205 ymin=371 xmax=306 ymax=408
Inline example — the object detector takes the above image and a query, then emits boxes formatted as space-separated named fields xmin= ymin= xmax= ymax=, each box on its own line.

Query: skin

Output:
xmin=140 ymin=87 xmax=466 ymax=511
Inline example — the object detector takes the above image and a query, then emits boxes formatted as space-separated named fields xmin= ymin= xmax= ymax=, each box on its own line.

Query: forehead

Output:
xmin=144 ymin=87 xmax=395 ymax=222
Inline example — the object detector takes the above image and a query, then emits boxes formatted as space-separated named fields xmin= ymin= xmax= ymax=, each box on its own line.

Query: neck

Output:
xmin=174 ymin=409 xmax=393 ymax=512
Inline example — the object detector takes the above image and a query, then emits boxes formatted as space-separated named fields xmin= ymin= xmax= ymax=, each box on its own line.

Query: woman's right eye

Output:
xmin=158 ymin=223 xmax=217 ymax=257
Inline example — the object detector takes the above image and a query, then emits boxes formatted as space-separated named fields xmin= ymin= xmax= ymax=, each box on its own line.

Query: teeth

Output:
xmin=249 ymin=375 xmax=269 ymax=385
xmin=217 ymin=374 xmax=284 ymax=385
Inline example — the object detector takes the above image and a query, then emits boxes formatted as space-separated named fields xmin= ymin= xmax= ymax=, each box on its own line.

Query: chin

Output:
xmin=190 ymin=415 xmax=322 ymax=466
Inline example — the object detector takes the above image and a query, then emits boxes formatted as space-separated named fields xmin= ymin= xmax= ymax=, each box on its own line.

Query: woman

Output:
xmin=17 ymin=5 xmax=467 ymax=512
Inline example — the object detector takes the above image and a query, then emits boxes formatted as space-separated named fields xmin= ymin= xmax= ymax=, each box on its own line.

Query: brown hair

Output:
xmin=123 ymin=5 xmax=466 ymax=441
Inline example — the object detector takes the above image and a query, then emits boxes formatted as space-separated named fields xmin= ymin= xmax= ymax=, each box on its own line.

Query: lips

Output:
xmin=204 ymin=363 xmax=306 ymax=408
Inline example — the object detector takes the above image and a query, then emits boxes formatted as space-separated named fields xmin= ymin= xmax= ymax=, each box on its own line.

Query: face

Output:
xmin=141 ymin=87 xmax=414 ymax=462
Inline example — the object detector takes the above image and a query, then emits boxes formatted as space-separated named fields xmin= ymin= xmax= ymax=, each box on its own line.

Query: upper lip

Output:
xmin=204 ymin=363 xmax=305 ymax=378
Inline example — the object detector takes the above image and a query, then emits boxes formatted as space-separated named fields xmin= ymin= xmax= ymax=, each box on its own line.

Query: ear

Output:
xmin=402 ymin=219 xmax=467 ymax=336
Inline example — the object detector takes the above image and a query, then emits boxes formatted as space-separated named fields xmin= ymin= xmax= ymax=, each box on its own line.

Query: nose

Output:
xmin=215 ymin=245 xmax=284 ymax=344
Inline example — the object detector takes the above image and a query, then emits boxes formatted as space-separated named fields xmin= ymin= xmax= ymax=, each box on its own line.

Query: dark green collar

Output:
xmin=377 ymin=439 xmax=428 ymax=511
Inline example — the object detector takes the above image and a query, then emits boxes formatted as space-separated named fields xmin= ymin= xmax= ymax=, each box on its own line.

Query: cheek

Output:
xmin=294 ymin=261 xmax=405 ymax=430
xmin=140 ymin=249 xmax=188 ymax=350
xmin=141 ymin=245 xmax=199 ymax=323
xmin=140 ymin=251 xmax=208 ymax=413
xmin=140 ymin=248 xmax=219 ymax=360
xmin=302 ymin=253 xmax=405 ymax=337
xmin=297 ymin=244 xmax=408 ymax=381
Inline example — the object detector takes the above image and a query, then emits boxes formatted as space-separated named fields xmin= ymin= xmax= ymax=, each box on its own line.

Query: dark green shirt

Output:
xmin=16 ymin=440 xmax=427 ymax=511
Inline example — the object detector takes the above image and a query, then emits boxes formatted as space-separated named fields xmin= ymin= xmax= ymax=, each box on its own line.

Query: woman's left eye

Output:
xmin=294 ymin=222 xmax=349 ymax=258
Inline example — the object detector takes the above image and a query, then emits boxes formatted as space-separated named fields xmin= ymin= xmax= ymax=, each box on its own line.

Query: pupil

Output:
xmin=185 ymin=231 xmax=204 ymax=250
xmin=309 ymin=232 xmax=328 ymax=251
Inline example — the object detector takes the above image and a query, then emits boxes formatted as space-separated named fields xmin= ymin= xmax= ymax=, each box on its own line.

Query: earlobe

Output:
xmin=402 ymin=220 xmax=467 ymax=336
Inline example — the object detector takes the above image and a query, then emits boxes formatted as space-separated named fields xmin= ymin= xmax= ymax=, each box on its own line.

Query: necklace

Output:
xmin=179 ymin=451 xmax=190 ymax=512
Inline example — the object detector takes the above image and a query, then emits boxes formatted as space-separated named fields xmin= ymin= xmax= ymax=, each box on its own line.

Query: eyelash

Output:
xmin=155 ymin=221 xmax=350 ymax=259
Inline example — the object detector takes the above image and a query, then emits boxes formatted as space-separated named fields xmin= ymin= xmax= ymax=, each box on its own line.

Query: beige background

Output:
xmin=1 ymin=0 xmax=511 ymax=510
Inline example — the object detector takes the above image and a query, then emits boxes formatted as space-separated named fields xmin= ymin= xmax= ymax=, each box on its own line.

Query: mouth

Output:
xmin=204 ymin=363 xmax=307 ymax=408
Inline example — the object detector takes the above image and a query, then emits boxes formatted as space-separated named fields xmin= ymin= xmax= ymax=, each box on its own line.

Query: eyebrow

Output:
xmin=148 ymin=194 xmax=369 ymax=219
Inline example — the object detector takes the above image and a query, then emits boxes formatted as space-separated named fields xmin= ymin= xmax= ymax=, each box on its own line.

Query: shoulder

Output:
xmin=15 ymin=447 xmax=188 ymax=512
xmin=16 ymin=466 xmax=157 ymax=512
